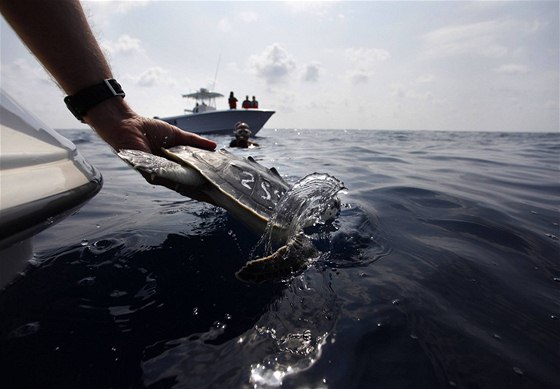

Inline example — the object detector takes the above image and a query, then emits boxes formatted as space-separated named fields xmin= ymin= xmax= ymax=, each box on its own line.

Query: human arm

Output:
xmin=0 ymin=0 xmax=216 ymax=155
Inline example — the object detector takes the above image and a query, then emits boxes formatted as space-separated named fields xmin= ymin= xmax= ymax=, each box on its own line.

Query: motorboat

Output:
xmin=0 ymin=89 xmax=102 ymax=289
xmin=156 ymin=88 xmax=275 ymax=135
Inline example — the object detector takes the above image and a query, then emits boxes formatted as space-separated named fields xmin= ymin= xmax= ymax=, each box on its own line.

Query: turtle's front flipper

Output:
xmin=118 ymin=149 xmax=205 ymax=186
xmin=236 ymin=233 xmax=317 ymax=283
xmin=118 ymin=149 xmax=216 ymax=204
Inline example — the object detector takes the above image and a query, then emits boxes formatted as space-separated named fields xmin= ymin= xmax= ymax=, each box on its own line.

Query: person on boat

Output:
xmin=230 ymin=122 xmax=259 ymax=148
xmin=242 ymin=95 xmax=251 ymax=109
xmin=193 ymin=102 xmax=200 ymax=113
xmin=251 ymin=96 xmax=259 ymax=109
xmin=0 ymin=0 xmax=216 ymax=163
xmin=228 ymin=91 xmax=238 ymax=109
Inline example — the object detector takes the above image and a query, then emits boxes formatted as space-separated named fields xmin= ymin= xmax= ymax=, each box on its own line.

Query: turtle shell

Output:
xmin=163 ymin=146 xmax=290 ymax=229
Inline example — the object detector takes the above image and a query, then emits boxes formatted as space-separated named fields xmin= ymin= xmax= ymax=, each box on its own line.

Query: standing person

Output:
xmin=0 ymin=0 xmax=216 ymax=161
xmin=228 ymin=91 xmax=238 ymax=109
xmin=242 ymin=95 xmax=251 ymax=109
xmin=251 ymin=96 xmax=259 ymax=109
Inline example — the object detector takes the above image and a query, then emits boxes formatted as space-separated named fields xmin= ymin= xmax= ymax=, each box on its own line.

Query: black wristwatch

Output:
xmin=64 ymin=79 xmax=125 ymax=122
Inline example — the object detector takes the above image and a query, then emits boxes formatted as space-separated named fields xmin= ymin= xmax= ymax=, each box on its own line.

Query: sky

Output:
xmin=1 ymin=0 xmax=558 ymax=132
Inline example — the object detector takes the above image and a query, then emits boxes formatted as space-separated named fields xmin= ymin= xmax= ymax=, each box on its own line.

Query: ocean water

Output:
xmin=0 ymin=128 xmax=559 ymax=389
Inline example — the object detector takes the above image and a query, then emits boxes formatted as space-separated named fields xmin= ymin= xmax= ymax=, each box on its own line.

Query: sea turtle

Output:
xmin=118 ymin=146 xmax=344 ymax=282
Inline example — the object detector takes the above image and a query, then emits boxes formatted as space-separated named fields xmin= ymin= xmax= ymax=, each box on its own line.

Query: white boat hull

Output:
xmin=157 ymin=109 xmax=275 ymax=135
xmin=0 ymin=90 xmax=102 ymax=289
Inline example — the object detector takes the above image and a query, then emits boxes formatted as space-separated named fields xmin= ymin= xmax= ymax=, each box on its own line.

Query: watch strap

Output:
xmin=64 ymin=79 xmax=125 ymax=122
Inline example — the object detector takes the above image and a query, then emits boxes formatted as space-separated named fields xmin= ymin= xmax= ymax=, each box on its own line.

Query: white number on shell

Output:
xmin=241 ymin=172 xmax=255 ymax=190
xmin=261 ymin=181 xmax=271 ymax=200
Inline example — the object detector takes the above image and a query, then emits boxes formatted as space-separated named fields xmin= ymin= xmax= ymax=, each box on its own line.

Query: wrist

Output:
xmin=83 ymin=97 xmax=138 ymax=151
xmin=83 ymin=95 xmax=135 ymax=129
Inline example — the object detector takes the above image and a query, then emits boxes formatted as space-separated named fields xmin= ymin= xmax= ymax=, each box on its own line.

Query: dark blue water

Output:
xmin=1 ymin=129 xmax=559 ymax=389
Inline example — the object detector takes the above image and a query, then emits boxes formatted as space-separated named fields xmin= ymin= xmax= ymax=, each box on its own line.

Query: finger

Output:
xmin=172 ymin=127 xmax=217 ymax=150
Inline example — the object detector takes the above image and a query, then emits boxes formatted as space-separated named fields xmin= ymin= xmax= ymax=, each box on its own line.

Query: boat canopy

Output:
xmin=182 ymin=88 xmax=224 ymax=100
xmin=182 ymin=88 xmax=224 ymax=113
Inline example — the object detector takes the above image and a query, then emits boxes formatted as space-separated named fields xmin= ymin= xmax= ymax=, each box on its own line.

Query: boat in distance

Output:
xmin=155 ymin=88 xmax=275 ymax=136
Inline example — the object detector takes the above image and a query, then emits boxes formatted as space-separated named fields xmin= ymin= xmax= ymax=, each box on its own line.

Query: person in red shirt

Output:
xmin=251 ymin=96 xmax=259 ymax=109
xmin=242 ymin=95 xmax=251 ymax=109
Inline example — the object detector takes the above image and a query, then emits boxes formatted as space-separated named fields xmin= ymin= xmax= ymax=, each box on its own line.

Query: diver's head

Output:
xmin=234 ymin=122 xmax=252 ymax=139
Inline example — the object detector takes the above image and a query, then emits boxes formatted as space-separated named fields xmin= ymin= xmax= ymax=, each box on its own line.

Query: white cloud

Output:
xmin=522 ymin=18 xmax=548 ymax=35
xmin=102 ymin=34 xmax=144 ymax=55
xmin=83 ymin=1 xmax=152 ymax=30
xmin=347 ymin=69 xmax=370 ymax=85
xmin=390 ymin=83 xmax=405 ymax=99
xmin=0 ymin=58 xmax=77 ymax=128
xmin=391 ymin=83 xmax=436 ymax=101
xmin=493 ymin=64 xmax=529 ymax=74
xmin=462 ymin=1 xmax=509 ymax=13
xmin=423 ymin=19 xmax=513 ymax=58
xmin=217 ymin=12 xmax=257 ymax=33
xmin=1 ymin=58 xmax=51 ymax=86
xmin=217 ymin=18 xmax=232 ymax=32
xmin=217 ymin=12 xmax=256 ymax=33
xmin=417 ymin=74 xmax=435 ymax=83
xmin=249 ymin=43 xmax=297 ymax=85
xmin=239 ymin=11 xmax=258 ymax=23
xmin=132 ymin=67 xmax=176 ymax=87
xmin=301 ymin=62 xmax=322 ymax=83
xmin=84 ymin=0 xmax=151 ymax=16
xmin=345 ymin=47 xmax=391 ymax=66
xmin=544 ymin=99 xmax=559 ymax=111
xmin=343 ymin=47 xmax=390 ymax=84
xmin=284 ymin=1 xmax=336 ymax=17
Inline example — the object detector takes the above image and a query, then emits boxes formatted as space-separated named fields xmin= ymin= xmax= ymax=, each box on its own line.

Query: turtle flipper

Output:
xmin=236 ymin=233 xmax=317 ymax=283
xmin=118 ymin=149 xmax=216 ymax=204
xmin=118 ymin=149 xmax=206 ymax=186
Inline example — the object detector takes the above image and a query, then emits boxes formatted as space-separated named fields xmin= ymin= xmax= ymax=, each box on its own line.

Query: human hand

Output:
xmin=84 ymin=97 xmax=216 ymax=156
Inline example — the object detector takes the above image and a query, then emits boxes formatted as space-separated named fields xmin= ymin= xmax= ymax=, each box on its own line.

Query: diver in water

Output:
xmin=230 ymin=122 xmax=259 ymax=148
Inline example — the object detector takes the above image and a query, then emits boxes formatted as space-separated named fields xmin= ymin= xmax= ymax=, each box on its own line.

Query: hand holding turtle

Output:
xmin=84 ymin=97 xmax=216 ymax=156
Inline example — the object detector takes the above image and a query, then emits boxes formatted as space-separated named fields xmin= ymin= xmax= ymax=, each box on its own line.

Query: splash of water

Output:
xmin=256 ymin=173 xmax=346 ymax=256
xmin=238 ymin=173 xmax=346 ymax=283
